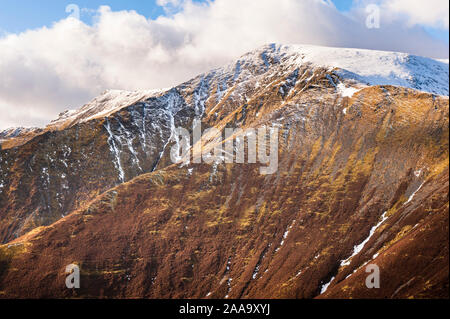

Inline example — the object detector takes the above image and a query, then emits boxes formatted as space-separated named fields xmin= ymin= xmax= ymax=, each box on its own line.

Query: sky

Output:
xmin=0 ymin=0 xmax=448 ymax=129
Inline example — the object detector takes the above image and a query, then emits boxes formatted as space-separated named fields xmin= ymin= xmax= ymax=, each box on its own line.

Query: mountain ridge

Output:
xmin=1 ymin=43 xmax=448 ymax=144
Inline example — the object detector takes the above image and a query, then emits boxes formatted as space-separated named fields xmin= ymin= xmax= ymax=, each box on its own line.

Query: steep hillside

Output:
xmin=0 ymin=44 xmax=448 ymax=298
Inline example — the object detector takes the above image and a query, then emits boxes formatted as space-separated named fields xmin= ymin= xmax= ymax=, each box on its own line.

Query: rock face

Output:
xmin=0 ymin=44 xmax=448 ymax=298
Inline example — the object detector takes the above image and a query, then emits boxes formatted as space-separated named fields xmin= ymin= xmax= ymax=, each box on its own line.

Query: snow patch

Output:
xmin=104 ymin=119 xmax=125 ymax=182
xmin=404 ymin=181 xmax=425 ymax=205
xmin=337 ymin=83 xmax=360 ymax=98
xmin=275 ymin=219 xmax=296 ymax=251
xmin=340 ymin=211 xmax=388 ymax=267
xmin=320 ymin=276 xmax=335 ymax=294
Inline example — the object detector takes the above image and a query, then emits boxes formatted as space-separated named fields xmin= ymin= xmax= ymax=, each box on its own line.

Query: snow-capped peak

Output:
xmin=232 ymin=43 xmax=449 ymax=96
xmin=48 ymin=88 xmax=169 ymax=129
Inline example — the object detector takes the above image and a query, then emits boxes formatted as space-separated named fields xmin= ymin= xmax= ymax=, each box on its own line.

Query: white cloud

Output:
xmin=156 ymin=0 xmax=182 ymax=7
xmin=383 ymin=0 xmax=449 ymax=29
xmin=352 ymin=0 xmax=449 ymax=29
xmin=0 ymin=0 xmax=448 ymax=129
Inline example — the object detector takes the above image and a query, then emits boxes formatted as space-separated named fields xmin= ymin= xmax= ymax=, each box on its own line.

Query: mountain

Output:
xmin=0 ymin=44 xmax=448 ymax=298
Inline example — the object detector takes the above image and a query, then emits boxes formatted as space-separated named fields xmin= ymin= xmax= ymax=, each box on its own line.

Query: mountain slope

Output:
xmin=0 ymin=44 xmax=448 ymax=298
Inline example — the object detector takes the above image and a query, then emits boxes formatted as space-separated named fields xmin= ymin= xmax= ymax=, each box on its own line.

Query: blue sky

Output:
xmin=0 ymin=0 xmax=166 ymax=33
xmin=0 ymin=0 xmax=210 ymax=35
